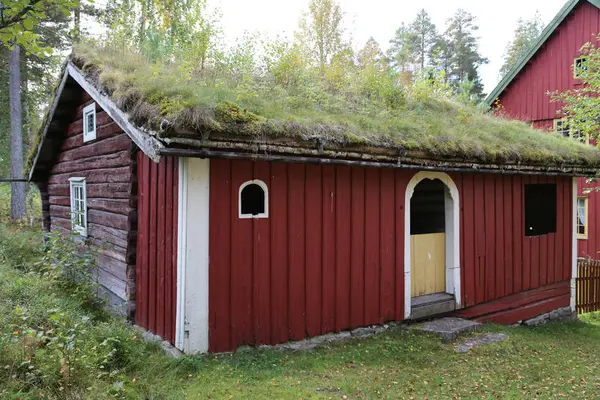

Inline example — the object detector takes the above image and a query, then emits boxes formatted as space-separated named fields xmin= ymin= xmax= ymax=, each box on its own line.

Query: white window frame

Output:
xmin=577 ymin=197 xmax=588 ymax=240
xmin=82 ymin=103 xmax=97 ymax=143
xmin=69 ymin=177 xmax=88 ymax=237
xmin=238 ymin=180 xmax=269 ymax=219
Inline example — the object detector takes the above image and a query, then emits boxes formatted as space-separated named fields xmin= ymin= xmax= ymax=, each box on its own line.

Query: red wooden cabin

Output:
xmin=486 ymin=0 xmax=600 ymax=259
xmin=29 ymin=49 xmax=599 ymax=354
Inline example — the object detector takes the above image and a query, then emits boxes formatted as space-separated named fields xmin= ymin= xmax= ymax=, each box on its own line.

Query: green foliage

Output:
xmin=500 ymin=12 xmax=544 ymax=78
xmin=0 ymin=0 xmax=77 ymax=55
xmin=552 ymin=37 xmax=600 ymax=143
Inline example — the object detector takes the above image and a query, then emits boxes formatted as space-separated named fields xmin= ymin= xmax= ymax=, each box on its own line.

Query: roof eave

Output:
xmin=485 ymin=0 xmax=597 ymax=106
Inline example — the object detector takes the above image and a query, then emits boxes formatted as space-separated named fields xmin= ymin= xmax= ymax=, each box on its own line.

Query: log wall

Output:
xmin=46 ymin=90 xmax=137 ymax=316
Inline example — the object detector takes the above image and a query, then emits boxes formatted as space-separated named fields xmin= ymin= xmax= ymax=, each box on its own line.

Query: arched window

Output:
xmin=239 ymin=180 xmax=268 ymax=219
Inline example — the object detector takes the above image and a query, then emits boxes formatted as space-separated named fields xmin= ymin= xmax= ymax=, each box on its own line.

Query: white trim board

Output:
xmin=176 ymin=158 xmax=210 ymax=354
xmin=404 ymin=171 xmax=461 ymax=319
xmin=571 ymin=177 xmax=578 ymax=312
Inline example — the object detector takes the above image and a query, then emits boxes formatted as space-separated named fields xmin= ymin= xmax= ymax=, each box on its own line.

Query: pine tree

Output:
xmin=500 ymin=12 xmax=544 ymax=78
xmin=409 ymin=9 xmax=437 ymax=72
xmin=388 ymin=23 xmax=415 ymax=83
xmin=444 ymin=9 xmax=488 ymax=97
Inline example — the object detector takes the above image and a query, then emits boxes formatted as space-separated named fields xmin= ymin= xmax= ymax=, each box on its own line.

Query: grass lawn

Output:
xmin=0 ymin=220 xmax=599 ymax=399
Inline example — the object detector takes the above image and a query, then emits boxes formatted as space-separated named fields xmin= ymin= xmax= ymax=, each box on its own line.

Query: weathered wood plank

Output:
xmin=49 ymin=183 xmax=133 ymax=199
xmin=56 ymin=134 xmax=131 ymax=163
xmin=48 ymin=166 xmax=132 ymax=185
xmin=61 ymin=122 xmax=123 ymax=151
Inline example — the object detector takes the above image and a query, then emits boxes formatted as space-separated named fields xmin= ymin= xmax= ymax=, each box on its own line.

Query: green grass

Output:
xmin=0 ymin=220 xmax=599 ymax=399
xmin=55 ymin=43 xmax=600 ymax=170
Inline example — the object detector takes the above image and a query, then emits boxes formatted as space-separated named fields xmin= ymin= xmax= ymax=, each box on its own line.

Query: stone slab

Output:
xmin=455 ymin=333 xmax=509 ymax=353
xmin=417 ymin=317 xmax=482 ymax=343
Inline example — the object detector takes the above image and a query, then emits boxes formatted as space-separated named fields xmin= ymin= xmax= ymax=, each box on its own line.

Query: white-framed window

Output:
xmin=69 ymin=177 xmax=88 ymax=236
xmin=82 ymin=103 xmax=97 ymax=142
xmin=239 ymin=180 xmax=268 ymax=219
xmin=577 ymin=197 xmax=588 ymax=240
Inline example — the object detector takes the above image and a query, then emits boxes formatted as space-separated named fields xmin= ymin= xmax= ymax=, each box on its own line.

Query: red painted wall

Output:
xmin=208 ymin=159 xmax=573 ymax=352
xmin=136 ymin=153 xmax=179 ymax=344
xmin=497 ymin=1 xmax=600 ymax=123
xmin=495 ymin=1 xmax=599 ymax=259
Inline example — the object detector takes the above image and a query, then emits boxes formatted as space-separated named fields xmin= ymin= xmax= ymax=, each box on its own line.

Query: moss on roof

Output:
xmin=34 ymin=43 xmax=600 ymax=171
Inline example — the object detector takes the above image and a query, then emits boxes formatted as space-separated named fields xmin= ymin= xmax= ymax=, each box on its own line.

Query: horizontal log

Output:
xmin=57 ymin=135 xmax=131 ymax=163
xmin=61 ymin=122 xmax=123 ymax=151
xmin=48 ymin=166 xmax=132 ymax=185
xmin=88 ymin=223 xmax=129 ymax=249
xmin=92 ymin=239 xmax=128 ymax=263
xmin=96 ymin=253 xmax=128 ymax=281
xmin=50 ymin=205 xmax=72 ymax=220
xmin=51 ymin=151 xmax=132 ymax=175
xmin=89 ymin=209 xmax=132 ymax=231
xmin=49 ymin=182 xmax=133 ymax=199
xmin=95 ymin=266 xmax=126 ymax=300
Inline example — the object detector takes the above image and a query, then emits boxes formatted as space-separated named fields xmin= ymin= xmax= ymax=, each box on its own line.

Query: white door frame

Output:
xmin=175 ymin=157 xmax=210 ymax=353
xmin=404 ymin=171 xmax=461 ymax=319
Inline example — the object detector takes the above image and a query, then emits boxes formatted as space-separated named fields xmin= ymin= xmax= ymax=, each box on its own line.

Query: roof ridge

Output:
xmin=485 ymin=0 xmax=598 ymax=106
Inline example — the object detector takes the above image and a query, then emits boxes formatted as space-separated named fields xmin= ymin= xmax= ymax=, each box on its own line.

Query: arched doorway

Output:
xmin=404 ymin=172 xmax=460 ymax=319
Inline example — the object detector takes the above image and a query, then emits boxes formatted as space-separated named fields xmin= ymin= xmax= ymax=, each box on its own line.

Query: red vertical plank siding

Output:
xmin=503 ymin=176 xmax=513 ymax=296
xmin=495 ymin=175 xmax=505 ymax=299
xmin=461 ymin=174 xmax=475 ymax=306
xmin=136 ymin=153 xmax=149 ymax=328
xmin=335 ymin=166 xmax=352 ymax=331
xmin=156 ymin=159 xmax=166 ymax=338
xmin=495 ymin=2 xmax=600 ymax=261
xmin=148 ymin=158 xmax=158 ymax=333
xmin=379 ymin=169 xmax=395 ymax=322
xmin=208 ymin=160 xmax=574 ymax=351
xmin=350 ymin=167 xmax=366 ymax=328
xmin=305 ymin=164 xmax=323 ymax=338
xmin=135 ymin=154 xmax=179 ymax=345
xmin=253 ymin=162 xmax=271 ymax=344
xmin=321 ymin=166 xmax=336 ymax=334
xmin=230 ymin=160 xmax=254 ymax=346
xmin=364 ymin=168 xmax=381 ymax=325
xmin=288 ymin=163 xmax=306 ymax=341
xmin=270 ymin=162 xmax=289 ymax=345
xmin=513 ymin=175 xmax=523 ymax=294
xmin=484 ymin=176 xmax=496 ymax=301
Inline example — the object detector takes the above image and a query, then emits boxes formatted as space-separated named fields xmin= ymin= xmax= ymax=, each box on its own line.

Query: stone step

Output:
xmin=414 ymin=317 xmax=482 ymax=343
xmin=411 ymin=292 xmax=456 ymax=320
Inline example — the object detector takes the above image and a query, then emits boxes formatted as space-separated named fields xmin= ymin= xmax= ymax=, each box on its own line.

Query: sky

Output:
xmin=215 ymin=0 xmax=569 ymax=94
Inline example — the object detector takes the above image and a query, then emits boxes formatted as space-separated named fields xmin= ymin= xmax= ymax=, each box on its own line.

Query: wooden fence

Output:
xmin=576 ymin=259 xmax=600 ymax=314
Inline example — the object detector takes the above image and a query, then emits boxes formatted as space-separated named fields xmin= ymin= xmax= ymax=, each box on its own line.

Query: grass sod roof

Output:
xmin=30 ymin=43 xmax=600 ymax=174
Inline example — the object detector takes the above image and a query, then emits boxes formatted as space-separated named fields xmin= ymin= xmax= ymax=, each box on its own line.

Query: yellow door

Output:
xmin=411 ymin=233 xmax=446 ymax=297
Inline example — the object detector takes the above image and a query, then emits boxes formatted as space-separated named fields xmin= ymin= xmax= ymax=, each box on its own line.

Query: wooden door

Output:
xmin=411 ymin=232 xmax=446 ymax=297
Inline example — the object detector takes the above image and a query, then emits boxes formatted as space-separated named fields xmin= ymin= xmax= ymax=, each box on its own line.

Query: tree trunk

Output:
xmin=9 ymin=45 xmax=26 ymax=221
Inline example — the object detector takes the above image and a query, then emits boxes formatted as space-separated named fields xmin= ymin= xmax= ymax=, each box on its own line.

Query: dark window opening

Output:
xmin=86 ymin=112 xmax=95 ymax=133
xmin=574 ymin=57 xmax=588 ymax=78
xmin=524 ymin=184 xmax=557 ymax=237
xmin=241 ymin=183 xmax=266 ymax=216
xmin=411 ymin=179 xmax=446 ymax=235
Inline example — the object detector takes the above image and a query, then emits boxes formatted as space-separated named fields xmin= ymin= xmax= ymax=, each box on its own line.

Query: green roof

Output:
xmin=30 ymin=44 xmax=600 ymax=177
xmin=485 ymin=0 xmax=600 ymax=106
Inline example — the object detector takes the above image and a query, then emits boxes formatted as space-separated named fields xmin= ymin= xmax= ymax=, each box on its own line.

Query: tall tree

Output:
xmin=444 ymin=9 xmax=488 ymax=97
xmin=409 ymin=9 xmax=437 ymax=72
xmin=388 ymin=23 xmax=415 ymax=84
xmin=9 ymin=45 xmax=26 ymax=220
xmin=500 ymin=12 xmax=544 ymax=78
xmin=429 ymin=36 xmax=453 ymax=80
xmin=297 ymin=0 xmax=344 ymax=73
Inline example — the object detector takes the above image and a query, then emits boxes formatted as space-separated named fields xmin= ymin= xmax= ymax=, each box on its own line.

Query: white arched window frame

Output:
xmin=238 ymin=179 xmax=269 ymax=219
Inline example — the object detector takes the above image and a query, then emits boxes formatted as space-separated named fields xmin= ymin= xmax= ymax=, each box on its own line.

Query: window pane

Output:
xmin=87 ymin=112 xmax=95 ymax=133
